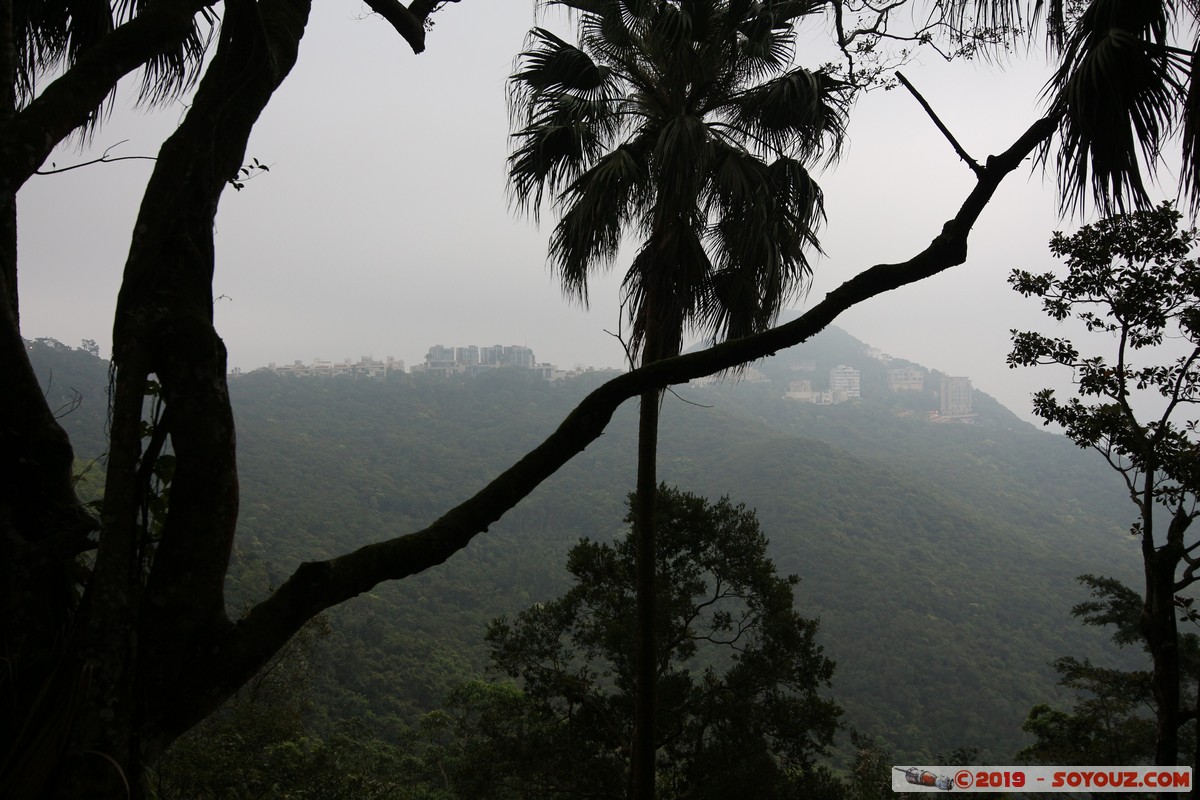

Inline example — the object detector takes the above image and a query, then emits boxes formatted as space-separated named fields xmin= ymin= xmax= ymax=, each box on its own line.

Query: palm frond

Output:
xmin=702 ymin=153 xmax=822 ymax=341
xmin=14 ymin=0 xmax=113 ymax=102
xmin=765 ymin=0 xmax=829 ymax=24
xmin=120 ymin=0 xmax=216 ymax=107
xmin=577 ymin=0 xmax=637 ymax=55
xmin=735 ymin=21 xmax=794 ymax=80
xmin=14 ymin=0 xmax=216 ymax=135
xmin=549 ymin=143 xmax=649 ymax=302
xmin=951 ymin=0 xmax=1033 ymax=36
xmin=648 ymin=1 xmax=693 ymax=51
xmin=1180 ymin=35 xmax=1200 ymax=212
xmin=622 ymin=218 xmax=711 ymax=360
xmin=724 ymin=68 xmax=849 ymax=160
xmin=515 ymin=28 xmax=611 ymax=97
xmin=650 ymin=113 xmax=711 ymax=205
xmin=509 ymin=96 xmax=611 ymax=218
xmin=508 ymin=25 xmax=623 ymax=219
xmin=1043 ymin=0 xmax=1183 ymax=214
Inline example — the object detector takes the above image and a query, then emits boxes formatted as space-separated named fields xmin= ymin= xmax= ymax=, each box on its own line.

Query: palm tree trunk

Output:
xmin=631 ymin=384 xmax=660 ymax=800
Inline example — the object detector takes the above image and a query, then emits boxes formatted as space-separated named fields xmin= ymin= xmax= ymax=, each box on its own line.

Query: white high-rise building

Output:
xmin=887 ymin=367 xmax=925 ymax=392
xmin=940 ymin=376 xmax=973 ymax=416
xmin=829 ymin=364 xmax=861 ymax=402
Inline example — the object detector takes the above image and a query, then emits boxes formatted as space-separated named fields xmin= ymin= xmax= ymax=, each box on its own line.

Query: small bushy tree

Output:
xmin=450 ymin=486 xmax=840 ymax=800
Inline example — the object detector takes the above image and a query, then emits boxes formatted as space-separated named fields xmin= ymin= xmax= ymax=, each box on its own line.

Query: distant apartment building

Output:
xmin=413 ymin=343 xmax=553 ymax=378
xmin=829 ymin=365 xmax=861 ymax=403
xmin=455 ymin=345 xmax=479 ymax=366
xmin=692 ymin=365 xmax=772 ymax=386
xmin=785 ymin=380 xmax=833 ymax=404
xmin=478 ymin=344 xmax=535 ymax=369
xmin=887 ymin=367 xmax=925 ymax=392
xmin=940 ymin=376 xmax=973 ymax=416
xmin=784 ymin=370 xmax=854 ymax=405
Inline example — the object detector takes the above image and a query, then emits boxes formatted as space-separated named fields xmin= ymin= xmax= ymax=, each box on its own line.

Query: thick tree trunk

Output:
xmin=1144 ymin=503 xmax=1193 ymax=777
xmin=37 ymin=0 xmax=312 ymax=794
xmin=0 ymin=0 xmax=99 ymax=793
xmin=1147 ymin=557 xmax=1182 ymax=769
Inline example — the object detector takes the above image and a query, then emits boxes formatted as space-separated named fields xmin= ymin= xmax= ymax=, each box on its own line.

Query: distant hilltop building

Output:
xmin=784 ymin=365 xmax=860 ymax=405
xmin=939 ymin=375 xmax=974 ymax=417
xmin=692 ymin=365 xmax=772 ymax=386
xmin=829 ymin=365 xmax=861 ymax=403
xmin=887 ymin=367 xmax=925 ymax=392
xmin=264 ymin=355 xmax=405 ymax=379
xmin=412 ymin=344 xmax=558 ymax=379
xmin=784 ymin=379 xmax=833 ymax=405
xmin=865 ymin=347 xmax=892 ymax=363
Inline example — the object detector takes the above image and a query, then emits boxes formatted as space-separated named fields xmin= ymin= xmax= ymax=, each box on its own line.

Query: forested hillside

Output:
xmin=28 ymin=330 xmax=1144 ymax=764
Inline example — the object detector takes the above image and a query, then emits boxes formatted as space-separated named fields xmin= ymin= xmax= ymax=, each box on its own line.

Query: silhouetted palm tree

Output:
xmin=507 ymin=1 xmax=848 ymax=796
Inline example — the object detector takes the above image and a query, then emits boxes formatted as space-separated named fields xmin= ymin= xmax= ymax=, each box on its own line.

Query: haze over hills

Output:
xmin=27 ymin=328 xmax=1148 ymax=763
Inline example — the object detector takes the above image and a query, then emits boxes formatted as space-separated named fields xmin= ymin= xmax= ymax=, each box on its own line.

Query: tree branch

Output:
xmin=362 ymin=0 xmax=455 ymax=54
xmin=34 ymin=140 xmax=157 ymax=175
xmin=897 ymin=71 xmax=983 ymax=178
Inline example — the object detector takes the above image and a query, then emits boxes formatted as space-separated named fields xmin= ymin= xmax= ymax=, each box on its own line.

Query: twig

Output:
xmin=665 ymin=386 xmax=713 ymax=408
xmin=35 ymin=139 xmax=156 ymax=175
xmin=896 ymin=71 xmax=984 ymax=177
xmin=604 ymin=326 xmax=637 ymax=371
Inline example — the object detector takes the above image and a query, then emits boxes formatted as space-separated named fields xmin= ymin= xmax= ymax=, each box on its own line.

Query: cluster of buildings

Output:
xmin=247 ymin=339 xmax=976 ymax=419
xmin=784 ymin=364 xmax=863 ymax=405
xmin=253 ymin=344 xmax=601 ymax=382
xmin=262 ymin=355 xmax=407 ymax=379
xmin=783 ymin=359 xmax=975 ymax=419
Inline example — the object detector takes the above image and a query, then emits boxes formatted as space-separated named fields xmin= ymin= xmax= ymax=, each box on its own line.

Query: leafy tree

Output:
xmin=506 ymin=3 xmax=848 ymax=793
xmin=1019 ymin=577 xmax=1159 ymax=765
xmin=5 ymin=0 xmax=1188 ymax=796
xmin=1008 ymin=203 xmax=1200 ymax=766
xmin=457 ymin=487 xmax=841 ymax=800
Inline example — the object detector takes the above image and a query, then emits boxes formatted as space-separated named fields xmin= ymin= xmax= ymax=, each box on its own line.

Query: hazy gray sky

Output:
xmin=14 ymin=1 xmax=1177 ymax=422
